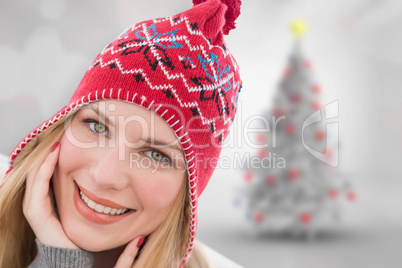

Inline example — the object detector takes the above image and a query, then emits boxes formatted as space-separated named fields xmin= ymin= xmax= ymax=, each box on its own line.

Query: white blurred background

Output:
xmin=1 ymin=0 xmax=402 ymax=267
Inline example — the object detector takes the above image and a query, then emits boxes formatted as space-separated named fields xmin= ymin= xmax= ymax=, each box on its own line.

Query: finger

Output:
xmin=24 ymin=142 xmax=60 ymax=214
xmin=114 ymin=236 xmax=145 ymax=268
xmin=25 ymin=142 xmax=59 ymax=195
xmin=26 ymin=143 xmax=55 ymax=183
xmin=48 ymin=184 xmax=60 ymax=219
xmin=29 ymin=142 xmax=60 ymax=202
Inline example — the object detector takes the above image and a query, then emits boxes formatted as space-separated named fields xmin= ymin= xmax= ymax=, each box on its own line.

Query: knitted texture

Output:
xmin=29 ymin=239 xmax=94 ymax=268
xmin=8 ymin=0 xmax=242 ymax=265
xmin=193 ymin=0 xmax=241 ymax=34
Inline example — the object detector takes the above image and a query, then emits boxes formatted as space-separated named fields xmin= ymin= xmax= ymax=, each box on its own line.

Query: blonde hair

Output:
xmin=0 ymin=112 xmax=209 ymax=268
xmin=134 ymin=166 xmax=210 ymax=268
xmin=0 ymin=117 xmax=67 ymax=268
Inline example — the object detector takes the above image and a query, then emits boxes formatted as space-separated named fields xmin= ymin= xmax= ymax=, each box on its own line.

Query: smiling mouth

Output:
xmin=75 ymin=182 xmax=132 ymax=216
xmin=78 ymin=190 xmax=130 ymax=216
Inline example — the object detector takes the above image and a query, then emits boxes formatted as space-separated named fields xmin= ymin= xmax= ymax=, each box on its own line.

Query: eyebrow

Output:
xmin=87 ymin=104 xmax=115 ymax=127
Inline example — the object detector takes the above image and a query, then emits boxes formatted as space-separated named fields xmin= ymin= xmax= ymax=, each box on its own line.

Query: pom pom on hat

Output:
xmin=193 ymin=0 xmax=242 ymax=34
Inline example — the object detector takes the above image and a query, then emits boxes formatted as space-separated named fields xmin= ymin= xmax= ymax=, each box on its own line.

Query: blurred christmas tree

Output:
xmin=241 ymin=20 xmax=355 ymax=239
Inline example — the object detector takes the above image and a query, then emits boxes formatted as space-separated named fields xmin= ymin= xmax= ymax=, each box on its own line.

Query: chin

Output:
xmin=60 ymin=219 xmax=116 ymax=252
xmin=72 ymin=240 xmax=106 ymax=252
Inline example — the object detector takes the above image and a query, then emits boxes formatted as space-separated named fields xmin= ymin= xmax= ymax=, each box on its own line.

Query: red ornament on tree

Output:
xmin=285 ymin=124 xmax=295 ymax=135
xmin=328 ymin=189 xmax=338 ymax=199
xmin=257 ymin=148 xmax=268 ymax=158
xmin=291 ymin=94 xmax=301 ymax=104
xmin=254 ymin=211 xmax=264 ymax=223
xmin=347 ymin=191 xmax=357 ymax=202
xmin=315 ymin=130 xmax=325 ymax=141
xmin=257 ymin=133 xmax=266 ymax=143
xmin=273 ymin=108 xmax=285 ymax=118
xmin=312 ymin=84 xmax=321 ymax=93
xmin=284 ymin=67 xmax=292 ymax=76
xmin=304 ymin=59 xmax=312 ymax=69
xmin=265 ymin=175 xmax=276 ymax=186
xmin=312 ymin=101 xmax=321 ymax=110
xmin=300 ymin=212 xmax=311 ymax=224
xmin=244 ymin=171 xmax=253 ymax=182
xmin=324 ymin=149 xmax=333 ymax=158
xmin=288 ymin=168 xmax=300 ymax=180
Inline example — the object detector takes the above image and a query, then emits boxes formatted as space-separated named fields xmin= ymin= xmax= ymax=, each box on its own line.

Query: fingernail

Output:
xmin=51 ymin=142 xmax=59 ymax=152
xmin=5 ymin=167 xmax=13 ymax=175
xmin=137 ymin=236 xmax=145 ymax=248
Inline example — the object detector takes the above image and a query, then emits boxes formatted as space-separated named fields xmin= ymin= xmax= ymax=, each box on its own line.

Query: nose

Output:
xmin=89 ymin=144 xmax=130 ymax=191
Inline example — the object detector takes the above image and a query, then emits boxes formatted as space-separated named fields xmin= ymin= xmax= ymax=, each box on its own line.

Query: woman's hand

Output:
xmin=23 ymin=142 xmax=79 ymax=249
xmin=114 ymin=236 xmax=146 ymax=268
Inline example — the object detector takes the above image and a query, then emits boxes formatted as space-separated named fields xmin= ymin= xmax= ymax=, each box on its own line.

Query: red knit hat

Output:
xmin=8 ymin=0 xmax=242 ymax=264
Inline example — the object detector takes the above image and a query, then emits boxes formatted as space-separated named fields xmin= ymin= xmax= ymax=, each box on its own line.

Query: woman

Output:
xmin=0 ymin=0 xmax=242 ymax=267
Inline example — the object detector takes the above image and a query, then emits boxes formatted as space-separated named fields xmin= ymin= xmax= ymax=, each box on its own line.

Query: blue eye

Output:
xmin=145 ymin=150 xmax=171 ymax=163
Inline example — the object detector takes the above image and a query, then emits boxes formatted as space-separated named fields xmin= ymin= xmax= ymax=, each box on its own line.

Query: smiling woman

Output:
xmin=53 ymin=101 xmax=187 ymax=252
xmin=0 ymin=0 xmax=242 ymax=267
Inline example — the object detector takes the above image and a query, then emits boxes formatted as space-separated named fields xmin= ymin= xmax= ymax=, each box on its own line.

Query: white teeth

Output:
xmin=87 ymin=200 xmax=96 ymax=210
xmin=104 ymin=207 xmax=111 ymax=214
xmin=79 ymin=190 xmax=128 ymax=216
xmin=110 ymin=208 xmax=117 ymax=215
xmin=94 ymin=204 xmax=105 ymax=213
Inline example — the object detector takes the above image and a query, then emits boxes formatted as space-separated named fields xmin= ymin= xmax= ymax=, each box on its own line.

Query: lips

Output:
xmin=73 ymin=182 xmax=135 ymax=224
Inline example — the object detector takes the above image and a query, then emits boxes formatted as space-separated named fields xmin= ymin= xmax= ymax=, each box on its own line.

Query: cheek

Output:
xmin=58 ymin=133 xmax=89 ymax=173
xmin=53 ymin=135 xmax=83 ymax=209
xmin=137 ymin=177 xmax=182 ymax=212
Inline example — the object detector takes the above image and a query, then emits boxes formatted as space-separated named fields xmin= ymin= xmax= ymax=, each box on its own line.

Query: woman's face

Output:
xmin=52 ymin=100 xmax=187 ymax=251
